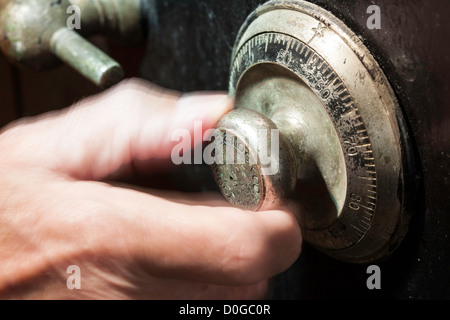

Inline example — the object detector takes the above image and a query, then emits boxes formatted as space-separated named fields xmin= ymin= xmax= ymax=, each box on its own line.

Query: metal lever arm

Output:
xmin=0 ymin=0 xmax=145 ymax=88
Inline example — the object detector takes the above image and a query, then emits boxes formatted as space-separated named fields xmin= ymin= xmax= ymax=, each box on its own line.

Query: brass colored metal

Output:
xmin=211 ymin=0 xmax=410 ymax=263
xmin=0 ymin=0 xmax=144 ymax=87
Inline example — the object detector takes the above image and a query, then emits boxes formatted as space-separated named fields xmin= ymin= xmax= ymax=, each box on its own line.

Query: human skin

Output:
xmin=0 ymin=78 xmax=302 ymax=299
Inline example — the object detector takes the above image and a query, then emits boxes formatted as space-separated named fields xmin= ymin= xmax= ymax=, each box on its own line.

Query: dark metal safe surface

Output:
xmin=0 ymin=0 xmax=448 ymax=300
xmin=139 ymin=0 xmax=450 ymax=299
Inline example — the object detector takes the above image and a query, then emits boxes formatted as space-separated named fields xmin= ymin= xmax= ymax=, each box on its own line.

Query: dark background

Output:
xmin=1 ymin=0 xmax=449 ymax=299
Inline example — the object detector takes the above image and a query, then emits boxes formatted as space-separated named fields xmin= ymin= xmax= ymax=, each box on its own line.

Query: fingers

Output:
xmin=77 ymin=182 xmax=302 ymax=287
xmin=61 ymin=79 xmax=232 ymax=180
xmin=2 ymin=258 xmax=269 ymax=300
xmin=0 ymin=78 xmax=302 ymax=295
xmin=2 ymin=78 xmax=233 ymax=181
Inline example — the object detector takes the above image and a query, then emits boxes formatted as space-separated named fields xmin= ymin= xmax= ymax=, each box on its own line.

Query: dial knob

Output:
xmin=211 ymin=108 xmax=297 ymax=211
xmin=210 ymin=0 xmax=413 ymax=263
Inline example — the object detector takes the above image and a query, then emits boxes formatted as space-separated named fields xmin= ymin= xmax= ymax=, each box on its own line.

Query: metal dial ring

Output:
xmin=227 ymin=0 xmax=411 ymax=263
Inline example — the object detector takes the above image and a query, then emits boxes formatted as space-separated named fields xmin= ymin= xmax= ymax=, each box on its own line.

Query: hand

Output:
xmin=0 ymin=78 xmax=302 ymax=299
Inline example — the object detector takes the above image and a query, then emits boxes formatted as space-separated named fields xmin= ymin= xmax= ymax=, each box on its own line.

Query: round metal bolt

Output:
xmin=50 ymin=28 xmax=123 ymax=88
xmin=210 ymin=108 xmax=297 ymax=211
xmin=0 ymin=0 xmax=144 ymax=88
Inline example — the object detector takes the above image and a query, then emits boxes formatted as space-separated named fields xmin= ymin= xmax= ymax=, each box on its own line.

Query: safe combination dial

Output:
xmin=210 ymin=0 xmax=412 ymax=263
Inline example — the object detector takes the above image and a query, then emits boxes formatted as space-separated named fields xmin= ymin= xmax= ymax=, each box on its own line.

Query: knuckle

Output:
xmin=219 ymin=228 xmax=267 ymax=285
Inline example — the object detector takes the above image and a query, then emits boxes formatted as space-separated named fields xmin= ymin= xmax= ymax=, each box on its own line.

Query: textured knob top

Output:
xmin=210 ymin=108 xmax=297 ymax=211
